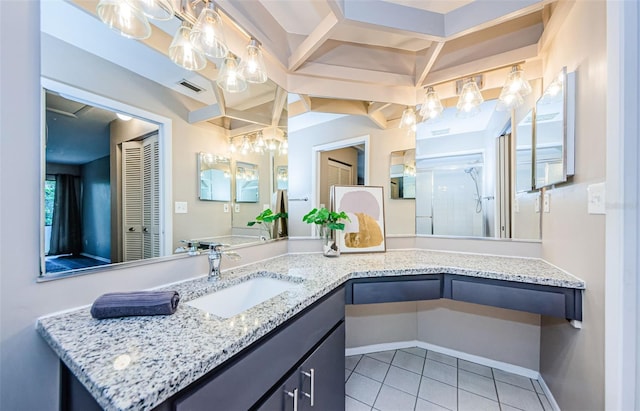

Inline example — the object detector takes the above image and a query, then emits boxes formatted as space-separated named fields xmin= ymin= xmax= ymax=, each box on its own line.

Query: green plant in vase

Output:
xmin=302 ymin=207 xmax=350 ymax=257
xmin=247 ymin=208 xmax=287 ymax=240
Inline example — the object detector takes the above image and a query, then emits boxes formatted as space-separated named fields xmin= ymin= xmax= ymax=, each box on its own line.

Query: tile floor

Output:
xmin=345 ymin=347 xmax=553 ymax=411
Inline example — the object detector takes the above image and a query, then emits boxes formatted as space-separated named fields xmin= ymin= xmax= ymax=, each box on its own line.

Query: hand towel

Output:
xmin=90 ymin=291 xmax=180 ymax=319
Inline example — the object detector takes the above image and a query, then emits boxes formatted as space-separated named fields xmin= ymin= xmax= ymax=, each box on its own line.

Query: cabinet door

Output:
xmin=299 ymin=323 xmax=345 ymax=411
xmin=257 ymin=372 xmax=301 ymax=411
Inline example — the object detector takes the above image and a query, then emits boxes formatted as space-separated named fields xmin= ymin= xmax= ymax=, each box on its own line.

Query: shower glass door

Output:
xmin=416 ymin=153 xmax=487 ymax=237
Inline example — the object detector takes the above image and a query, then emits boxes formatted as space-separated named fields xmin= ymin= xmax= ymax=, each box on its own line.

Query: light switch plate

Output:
xmin=587 ymin=182 xmax=606 ymax=214
xmin=234 ymin=203 xmax=240 ymax=213
xmin=263 ymin=204 xmax=269 ymax=211
xmin=223 ymin=204 xmax=229 ymax=213
xmin=175 ymin=201 xmax=188 ymax=214
xmin=543 ymin=193 xmax=550 ymax=213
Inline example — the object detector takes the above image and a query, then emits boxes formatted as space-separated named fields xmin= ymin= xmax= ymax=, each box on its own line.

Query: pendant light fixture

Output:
xmin=227 ymin=137 xmax=237 ymax=154
xmin=190 ymin=1 xmax=229 ymax=59
xmin=169 ymin=21 xmax=207 ymax=71
xmin=419 ymin=87 xmax=444 ymax=121
xmin=456 ymin=78 xmax=484 ymax=117
xmin=399 ymin=107 xmax=417 ymax=131
xmin=239 ymin=39 xmax=268 ymax=84
xmin=217 ymin=53 xmax=247 ymax=93
xmin=126 ymin=0 xmax=174 ymax=21
xmin=240 ymin=136 xmax=252 ymax=155
xmin=497 ymin=65 xmax=532 ymax=111
xmin=97 ymin=0 xmax=151 ymax=39
xmin=278 ymin=138 xmax=288 ymax=156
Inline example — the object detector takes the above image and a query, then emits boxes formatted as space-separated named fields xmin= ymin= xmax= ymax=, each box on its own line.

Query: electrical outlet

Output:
xmin=223 ymin=204 xmax=229 ymax=213
xmin=587 ymin=182 xmax=606 ymax=215
xmin=543 ymin=193 xmax=550 ymax=213
xmin=234 ymin=203 xmax=240 ymax=213
xmin=175 ymin=201 xmax=188 ymax=214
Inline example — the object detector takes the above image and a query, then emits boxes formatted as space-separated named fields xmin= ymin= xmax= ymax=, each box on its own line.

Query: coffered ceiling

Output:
xmin=46 ymin=0 xmax=573 ymax=131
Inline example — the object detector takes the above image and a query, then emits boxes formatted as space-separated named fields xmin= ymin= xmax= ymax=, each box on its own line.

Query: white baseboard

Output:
xmin=346 ymin=340 xmax=561 ymax=410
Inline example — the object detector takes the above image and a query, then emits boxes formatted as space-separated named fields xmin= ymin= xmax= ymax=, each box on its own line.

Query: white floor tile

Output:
xmin=418 ymin=377 xmax=457 ymax=411
xmin=415 ymin=398 xmax=453 ymax=411
xmin=346 ymin=372 xmax=382 ymax=406
xmin=496 ymin=381 xmax=544 ymax=411
xmin=423 ymin=359 xmax=457 ymax=386
xmin=355 ymin=356 xmax=391 ymax=382
xmin=367 ymin=350 xmax=396 ymax=364
xmin=373 ymin=384 xmax=417 ymax=411
xmin=402 ymin=347 xmax=427 ymax=358
xmin=392 ymin=350 xmax=425 ymax=374
xmin=426 ymin=351 xmax=457 ymax=367
xmin=346 ymin=355 xmax=363 ymax=371
xmin=458 ymin=359 xmax=493 ymax=378
xmin=346 ymin=395 xmax=373 ymax=411
xmin=458 ymin=389 xmax=501 ymax=411
xmin=458 ymin=369 xmax=497 ymax=401
xmin=493 ymin=368 xmax=534 ymax=391
xmin=383 ymin=365 xmax=421 ymax=396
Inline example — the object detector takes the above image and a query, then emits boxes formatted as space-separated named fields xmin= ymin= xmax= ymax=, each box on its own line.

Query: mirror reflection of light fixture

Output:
xmin=126 ymin=0 xmax=174 ymax=20
xmin=400 ymin=107 xmax=417 ymax=131
xmin=190 ymin=1 xmax=228 ymax=59
xmin=267 ymin=138 xmax=278 ymax=152
xmin=116 ymin=113 xmax=132 ymax=121
xmin=97 ymin=0 xmax=151 ymax=40
xmin=497 ymin=65 xmax=532 ymax=111
xmin=419 ymin=86 xmax=444 ymax=121
xmin=217 ymin=53 xmax=247 ymax=93
xmin=169 ymin=21 xmax=207 ymax=71
xmin=239 ymin=39 xmax=268 ymax=84
xmin=278 ymin=138 xmax=288 ymax=156
xmin=456 ymin=78 xmax=484 ymax=117
xmin=239 ymin=136 xmax=252 ymax=155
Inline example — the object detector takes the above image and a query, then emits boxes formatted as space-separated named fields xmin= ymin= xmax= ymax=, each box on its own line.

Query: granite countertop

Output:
xmin=36 ymin=250 xmax=585 ymax=411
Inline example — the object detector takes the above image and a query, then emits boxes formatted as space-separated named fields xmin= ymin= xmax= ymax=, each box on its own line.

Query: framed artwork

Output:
xmin=331 ymin=185 xmax=386 ymax=253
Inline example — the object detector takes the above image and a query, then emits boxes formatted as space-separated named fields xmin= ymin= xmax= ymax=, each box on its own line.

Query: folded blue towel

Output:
xmin=90 ymin=291 xmax=180 ymax=319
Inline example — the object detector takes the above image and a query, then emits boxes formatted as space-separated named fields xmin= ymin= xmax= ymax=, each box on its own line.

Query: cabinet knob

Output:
xmin=301 ymin=368 xmax=315 ymax=406
xmin=285 ymin=388 xmax=298 ymax=411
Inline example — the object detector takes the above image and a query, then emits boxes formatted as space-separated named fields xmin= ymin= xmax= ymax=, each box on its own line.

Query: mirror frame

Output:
xmin=534 ymin=67 xmax=576 ymax=189
xmin=389 ymin=149 xmax=416 ymax=200
xmin=39 ymin=78 xmax=173 ymax=280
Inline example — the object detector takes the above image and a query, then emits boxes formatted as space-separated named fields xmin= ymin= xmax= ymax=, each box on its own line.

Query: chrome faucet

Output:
xmin=208 ymin=243 xmax=223 ymax=280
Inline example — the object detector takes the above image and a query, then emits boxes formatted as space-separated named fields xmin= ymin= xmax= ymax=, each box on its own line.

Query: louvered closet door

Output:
xmin=142 ymin=135 xmax=160 ymax=258
xmin=327 ymin=159 xmax=353 ymax=187
xmin=122 ymin=141 xmax=144 ymax=261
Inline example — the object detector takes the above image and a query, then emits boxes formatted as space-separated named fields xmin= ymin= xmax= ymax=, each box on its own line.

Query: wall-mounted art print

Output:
xmin=331 ymin=185 xmax=386 ymax=253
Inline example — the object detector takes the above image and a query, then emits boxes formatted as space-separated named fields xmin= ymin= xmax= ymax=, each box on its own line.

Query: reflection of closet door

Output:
xmin=121 ymin=135 xmax=159 ymax=262
xmin=327 ymin=159 xmax=352 ymax=187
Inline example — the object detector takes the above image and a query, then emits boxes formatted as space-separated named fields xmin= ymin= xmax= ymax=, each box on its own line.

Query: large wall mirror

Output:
xmin=39 ymin=1 xmax=287 ymax=278
xmin=390 ymin=149 xmax=416 ymax=200
xmin=534 ymin=67 xmax=576 ymax=189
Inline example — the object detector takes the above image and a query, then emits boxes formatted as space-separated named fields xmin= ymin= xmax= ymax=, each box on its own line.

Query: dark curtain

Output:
xmin=49 ymin=174 xmax=82 ymax=255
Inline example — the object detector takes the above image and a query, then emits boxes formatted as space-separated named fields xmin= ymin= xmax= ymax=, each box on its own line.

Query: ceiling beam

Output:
xmin=368 ymin=102 xmax=391 ymax=114
xmin=271 ymin=86 xmax=288 ymax=126
xmin=310 ymin=98 xmax=368 ymax=115
xmin=225 ymin=108 xmax=272 ymax=126
xmin=188 ymin=104 xmax=224 ymax=124
xmin=537 ymin=0 xmax=576 ymax=54
xmin=415 ymin=41 xmax=445 ymax=87
xmin=288 ymin=100 xmax=310 ymax=118
xmin=299 ymin=94 xmax=312 ymax=111
xmin=295 ymin=62 xmax=414 ymax=87
xmin=367 ymin=110 xmax=387 ymax=129
xmin=289 ymin=12 xmax=340 ymax=71
xmin=228 ymin=123 xmax=265 ymax=137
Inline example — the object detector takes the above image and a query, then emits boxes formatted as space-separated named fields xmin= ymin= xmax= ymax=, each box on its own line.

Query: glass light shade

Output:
xmin=267 ymin=139 xmax=278 ymax=152
xmin=125 ymin=0 xmax=174 ymax=20
xmin=497 ymin=66 xmax=532 ymax=111
xmin=456 ymin=79 xmax=484 ymax=117
xmin=240 ymin=136 xmax=252 ymax=155
xmin=190 ymin=2 xmax=228 ymax=59
xmin=169 ymin=23 xmax=207 ymax=71
xmin=97 ymin=0 xmax=151 ymax=40
xmin=278 ymin=139 xmax=288 ymax=156
xmin=228 ymin=139 xmax=237 ymax=154
xmin=239 ymin=39 xmax=268 ymax=84
xmin=217 ymin=54 xmax=247 ymax=93
xmin=419 ymin=87 xmax=444 ymax=120
xmin=400 ymin=108 xmax=417 ymax=131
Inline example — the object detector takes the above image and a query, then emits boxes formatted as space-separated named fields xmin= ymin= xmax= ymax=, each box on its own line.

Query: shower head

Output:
xmin=464 ymin=167 xmax=474 ymax=174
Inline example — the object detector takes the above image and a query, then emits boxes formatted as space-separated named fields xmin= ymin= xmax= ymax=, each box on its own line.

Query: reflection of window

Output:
xmin=44 ymin=178 xmax=56 ymax=226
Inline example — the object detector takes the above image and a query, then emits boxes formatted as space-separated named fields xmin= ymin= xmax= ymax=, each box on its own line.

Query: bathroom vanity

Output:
xmin=37 ymin=250 xmax=584 ymax=411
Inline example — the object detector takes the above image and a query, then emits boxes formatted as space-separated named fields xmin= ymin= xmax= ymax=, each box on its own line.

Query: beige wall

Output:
xmin=538 ymin=1 xmax=607 ymax=409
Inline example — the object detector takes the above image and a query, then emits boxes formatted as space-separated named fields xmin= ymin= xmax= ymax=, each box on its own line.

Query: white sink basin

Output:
xmin=186 ymin=277 xmax=299 ymax=318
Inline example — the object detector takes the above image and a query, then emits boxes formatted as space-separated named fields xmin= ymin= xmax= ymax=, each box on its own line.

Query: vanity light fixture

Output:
xmin=190 ymin=1 xmax=229 ymax=59
xmin=400 ymin=107 xmax=417 ymax=131
xmin=456 ymin=78 xmax=484 ymax=117
xmin=217 ymin=53 xmax=248 ymax=93
xmin=497 ymin=65 xmax=532 ymax=111
xmin=419 ymin=86 xmax=444 ymax=121
xmin=239 ymin=39 xmax=268 ymax=84
xmin=169 ymin=21 xmax=207 ymax=71
xmin=267 ymin=138 xmax=278 ymax=153
xmin=253 ymin=131 xmax=266 ymax=153
xmin=127 ymin=0 xmax=174 ymax=21
xmin=239 ymin=136 xmax=252 ymax=155
xmin=278 ymin=138 xmax=288 ymax=156
xmin=97 ymin=0 xmax=151 ymax=39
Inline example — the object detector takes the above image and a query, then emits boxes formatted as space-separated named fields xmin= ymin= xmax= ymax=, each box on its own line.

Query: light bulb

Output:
xmin=125 ymin=0 xmax=173 ymax=20
xmin=420 ymin=87 xmax=443 ymax=120
xmin=217 ymin=53 xmax=247 ymax=93
xmin=239 ymin=39 xmax=268 ymax=84
xmin=97 ymin=0 xmax=151 ymax=40
xmin=456 ymin=79 xmax=483 ymax=117
xmin=190 ymin=2 xmax=228 ymax=59
xmin=169 ymin=22 xmax=207 ymax=71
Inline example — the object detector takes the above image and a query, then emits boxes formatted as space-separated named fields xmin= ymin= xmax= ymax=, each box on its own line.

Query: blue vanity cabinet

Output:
xmin=257 ymin=322 xmax=345 ymax=411
xmin=346 ymin=275 xmax=443 ymax=304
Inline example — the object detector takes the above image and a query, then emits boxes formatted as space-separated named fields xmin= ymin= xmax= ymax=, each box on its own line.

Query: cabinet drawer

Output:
xmin=352 ymin=278 xmax=441 ymax=304
xmin=175 ymin=287 xmax=345 ymax=411
xmin=451 ymin=279 xmax=566 ymax=318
